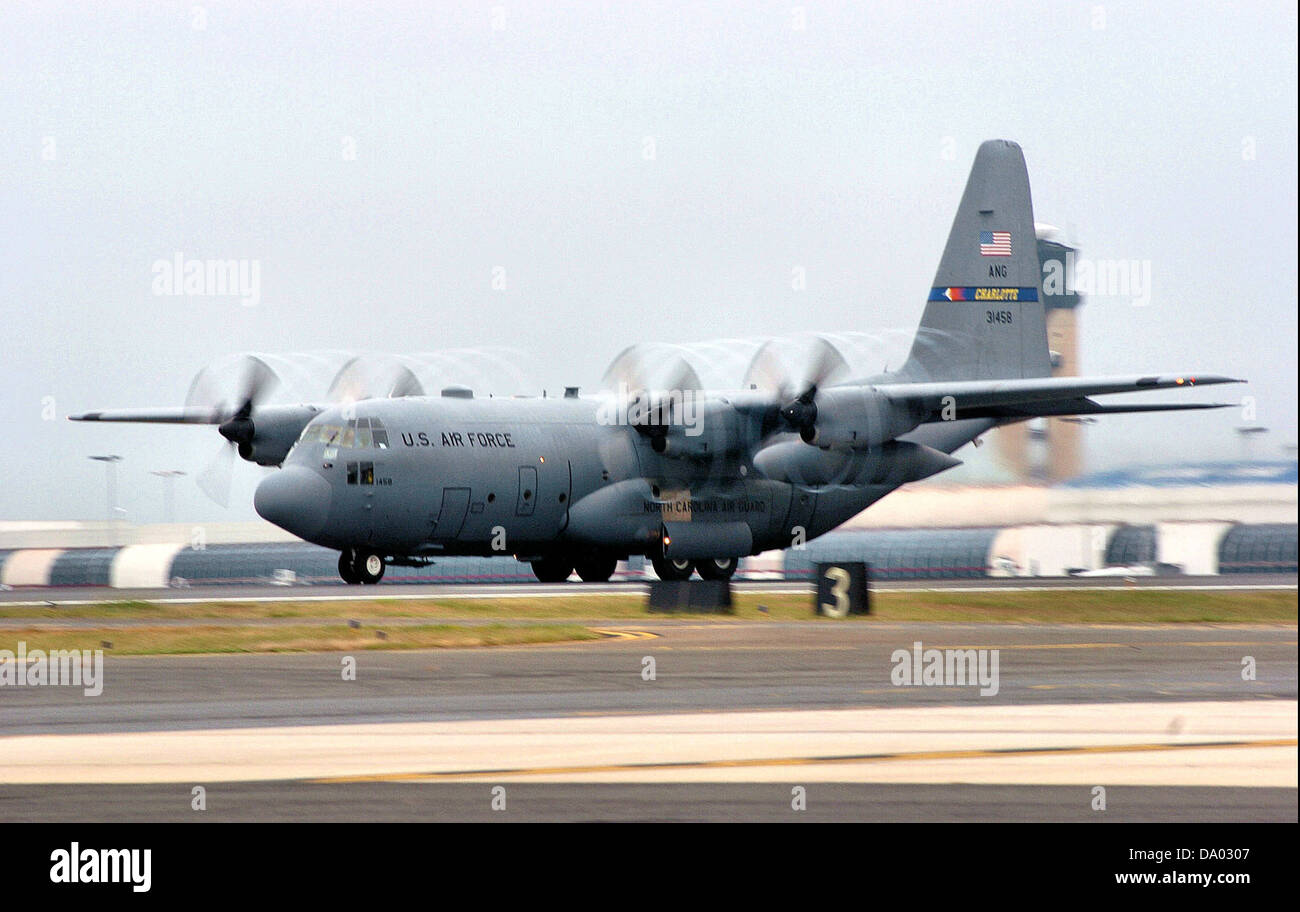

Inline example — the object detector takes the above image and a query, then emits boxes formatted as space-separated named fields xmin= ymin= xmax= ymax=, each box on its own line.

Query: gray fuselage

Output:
xmin=254 ymin=393 xmax=983 ymax=562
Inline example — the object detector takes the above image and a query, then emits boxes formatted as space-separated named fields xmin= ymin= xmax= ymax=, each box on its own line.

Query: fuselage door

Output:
xmin=560 ymin=460 xmax=572 ymax=531
xmin=431 ymin=487 xmax=472 ymax=541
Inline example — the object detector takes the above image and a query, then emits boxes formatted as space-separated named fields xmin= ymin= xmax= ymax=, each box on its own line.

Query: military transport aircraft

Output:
xmin=70 ymin=140 xmax=1240 ymax=584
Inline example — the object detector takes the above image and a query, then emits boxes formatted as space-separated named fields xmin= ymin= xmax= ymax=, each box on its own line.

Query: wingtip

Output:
xmin=1172 ymin=374 xmax=1247 ymax=387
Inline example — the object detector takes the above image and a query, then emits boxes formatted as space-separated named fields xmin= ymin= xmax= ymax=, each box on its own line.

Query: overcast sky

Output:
xmin=2 ymin=0 xmax=1295 ymax=523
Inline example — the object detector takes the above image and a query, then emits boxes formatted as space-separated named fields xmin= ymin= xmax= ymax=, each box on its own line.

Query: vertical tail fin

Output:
xmin=902 ymin=139 xmax=1052 ymax=381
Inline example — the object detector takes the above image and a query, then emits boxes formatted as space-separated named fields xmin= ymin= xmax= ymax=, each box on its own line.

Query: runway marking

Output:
xmin=926 ymin=640 xmax=1296 ymax=651
xmin=651 ymin=645 xmax=864 ymax=652
xmin=589 ymin=628 xmax=659 ymax=641
xmin=630 ymin=640 xmax=1294 ymax=654
xmin=311 ymin=737 xmax=1298 ymax=783
xmin=883 ymin=585 xmax=1297 ymax=593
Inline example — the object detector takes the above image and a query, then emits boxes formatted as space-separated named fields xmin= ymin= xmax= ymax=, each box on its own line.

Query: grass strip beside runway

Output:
xmin=0 ymin=588 xmax=1293 ymax=625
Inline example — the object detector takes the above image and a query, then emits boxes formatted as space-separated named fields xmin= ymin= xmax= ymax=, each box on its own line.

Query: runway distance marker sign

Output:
xmin=815 ymin=562 xmax=870 ymax=617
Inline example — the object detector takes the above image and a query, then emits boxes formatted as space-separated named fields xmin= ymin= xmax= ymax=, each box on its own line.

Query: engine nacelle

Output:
xmin=647 ymin=400 xmax=744 ymax=461
xmin=223 ymin=405 xmax=322 ymax=466
xmin=801 ymin=387 xmax=921 ymax=450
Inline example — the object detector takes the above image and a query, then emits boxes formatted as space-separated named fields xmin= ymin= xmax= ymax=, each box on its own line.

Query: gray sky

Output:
xmin=2 ymin=0 xmax=1296 ymax=523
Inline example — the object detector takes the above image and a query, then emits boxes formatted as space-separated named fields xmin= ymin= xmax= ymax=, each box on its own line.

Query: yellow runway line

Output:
xmin=314 ymin=738 xmax=1298 ymax=783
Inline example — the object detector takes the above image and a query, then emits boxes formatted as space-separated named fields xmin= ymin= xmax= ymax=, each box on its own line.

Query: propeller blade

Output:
xmin=601 ymin=344 xmax=651 ymax=392
xmin=328 ymin=355 xmax=427 ymax=401
xmin=799 ymin=335 xmax=850 ymax=394
xmin=777 ymin=337 xmax=849 ymax=439
xmin=743 ymin=335 xmax=847 ymax=401
xmin=235 ymin=355 xmax=279 ymax=410
xmin=664 ymin=357 xmax=702 ymax=392
xmin=196 ymin=442 xmax=236 ymax=507
xmin=185 ymin=354 xmax=281 ymax=422
xmin=741 ymin=341 xmax=792 ymax=398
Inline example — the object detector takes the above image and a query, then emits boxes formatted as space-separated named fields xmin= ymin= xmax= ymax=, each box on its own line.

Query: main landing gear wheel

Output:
xmin=651 ymin=555 xmax=695 ymax=581
xmin=695 ymin=557 xmax=738 ymax=580
xmin=338 ymin=549 xmax=361 ymax=585
xmin=354 ymin=550 xmax=386 ymax=585
xmin=531 ymin=557 xmax=573 ymax=583
xmin=574 ymin=555 xmax=618 ymax=583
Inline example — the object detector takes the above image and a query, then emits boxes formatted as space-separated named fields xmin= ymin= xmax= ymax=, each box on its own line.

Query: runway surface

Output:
xmin=1 ymin=783 xmax=1291 ymax=823
xmin=2 ymin=622 xmax=1296 ymax=733
xmin=0 ymin=620 xmax=1294 ymax=820
xmin=2 ymin=573 xmax=1294 ymax=605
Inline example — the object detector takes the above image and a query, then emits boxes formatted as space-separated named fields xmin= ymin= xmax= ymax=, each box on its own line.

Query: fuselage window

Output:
xmin=346 ymin=461 xmax=358 ymax=485
xmin=360 ymin=461 xmax=374 ymax=485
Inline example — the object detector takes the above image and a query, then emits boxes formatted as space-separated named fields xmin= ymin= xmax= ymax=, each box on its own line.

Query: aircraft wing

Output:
xmin=950 ymin=398 xmax=1235 ymax=420
xmin=879 ymin=373 xmax=1243 ymax=421
xmin=68 ymin=407 xmax=227 ymax=424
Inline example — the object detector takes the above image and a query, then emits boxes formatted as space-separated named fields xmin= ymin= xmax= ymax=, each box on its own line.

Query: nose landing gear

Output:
xmin=338 ymin=548 xmax=386 ymax=584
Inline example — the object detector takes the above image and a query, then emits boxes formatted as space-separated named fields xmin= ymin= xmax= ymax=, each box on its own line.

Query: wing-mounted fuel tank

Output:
xmin=752 ymin=438 xmax=960 ymax=487
xmin=220 ymin=404 xmax=322 ymax=466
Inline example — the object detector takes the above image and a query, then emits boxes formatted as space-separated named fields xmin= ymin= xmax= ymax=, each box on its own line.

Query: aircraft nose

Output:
xmin=254 ymin=467 xmax=332 ymax=540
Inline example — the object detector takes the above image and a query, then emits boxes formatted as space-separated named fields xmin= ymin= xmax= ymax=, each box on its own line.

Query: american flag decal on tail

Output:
xmin=979 ymin=230 xmax=1011 ymax=256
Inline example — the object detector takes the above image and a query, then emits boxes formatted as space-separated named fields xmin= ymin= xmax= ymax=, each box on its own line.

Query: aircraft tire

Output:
xmin=354 ymin=550 xmax=386 ymax=585
xmin=338 ymin=549 xmax=361 ymax=585
xmin=531 ymin=557 xmax=573 ymax=583
xmin=694 ymin=557 xmax=738 ymax=580
xmin=651 ymin=555 xmax=694 ymax=581
xmin=574 ymin=555 xmax=618 ymax=583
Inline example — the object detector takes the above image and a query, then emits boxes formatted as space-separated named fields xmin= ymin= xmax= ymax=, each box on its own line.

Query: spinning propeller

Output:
xmin=741 ymin=335 xmax=849 ymax=442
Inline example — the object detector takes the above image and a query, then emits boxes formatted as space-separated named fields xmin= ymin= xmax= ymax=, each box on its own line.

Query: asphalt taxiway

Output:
xmin=0 ymin=620 xmax=1294 ymax=820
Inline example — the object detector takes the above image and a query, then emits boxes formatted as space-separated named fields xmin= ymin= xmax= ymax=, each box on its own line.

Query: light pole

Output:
xmin=1235 ymin=426 xmax=1268 ymax=462
xmin=89 ymin=455 xmax=123 ymax=546
xmin=150 ymin=470 xmax=186 ymax=524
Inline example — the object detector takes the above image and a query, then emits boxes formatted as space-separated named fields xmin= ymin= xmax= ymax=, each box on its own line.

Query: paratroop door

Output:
xmin=431 ymin=487 xmax=471 ymax=541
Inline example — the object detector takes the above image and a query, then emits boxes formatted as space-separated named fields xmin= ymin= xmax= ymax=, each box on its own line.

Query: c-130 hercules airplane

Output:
xmin=72 ymin=141 xmax=1241 ymax=584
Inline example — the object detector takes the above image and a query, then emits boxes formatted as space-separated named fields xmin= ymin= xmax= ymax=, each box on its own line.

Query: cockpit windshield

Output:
xmin=297 ymin=417 xmax=388 ymax=449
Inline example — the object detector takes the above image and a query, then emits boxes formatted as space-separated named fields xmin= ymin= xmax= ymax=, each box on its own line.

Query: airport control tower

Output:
xmin=996 ymin=224 xmax=1084 ymax=482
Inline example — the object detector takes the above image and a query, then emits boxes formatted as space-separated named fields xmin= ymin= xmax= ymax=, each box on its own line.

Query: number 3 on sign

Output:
xmin=822 ymin=566 xmax=851 ymax=618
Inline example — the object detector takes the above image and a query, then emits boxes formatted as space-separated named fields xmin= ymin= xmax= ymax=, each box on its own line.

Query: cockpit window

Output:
xmin=345 ymin=460 xmax=375 ymax=485
xmin=299 ymin=423 xmax=344 ymax=445
xmin=299 ymin=420 xmax=386 ymax=449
